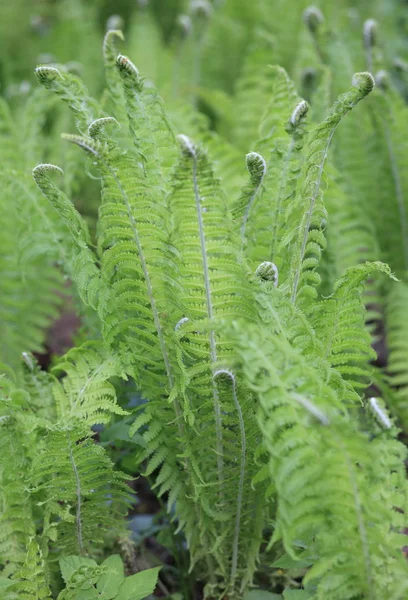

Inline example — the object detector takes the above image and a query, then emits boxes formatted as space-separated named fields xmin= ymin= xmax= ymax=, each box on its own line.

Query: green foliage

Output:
xmin=2 ymin=1 xmax=408 ymax=599
xmin=57 ymin=554 xmax=160 ymax=600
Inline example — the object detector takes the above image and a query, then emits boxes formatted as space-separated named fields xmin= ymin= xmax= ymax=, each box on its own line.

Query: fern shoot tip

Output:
xmin=303 ymin=6 xmax=324 ymax=33
xmin=177 ymin=14 xmax=192 ymax=37
xmin=32 ymin=163 xmax=64 ymax=177
xmin=375 ymin=70 xmax=389 ymax=90
xmin=88 ymin=117 xmax=120 ymax=139
xmin=363 ymin=19 xmax=378 ymax=48
xmin=106 ymin=15 xmax=125 ymax=33
xmin=245 ymin=152 xmax=266 ymax=184
xmin=177 ymin=134 xmax=197 ymax=157
xmin=175 ymin=317 xmax=189 ymax=331
xmin=255 ymin=262 xmax=279 ymax=286
xmin=35 ymin=65 xmax=62 ymax=82
xmin=213 ymin=368 xmax=236 ymax=383
xmin=289 ymin=100 xmax=309 ymax=127
xmin=352 ymin=71 xmax=375 ymax=96
xmin=190 ymin=0 xmax=213 ymax=19
xmin=116 ymin=54 xmax=140 ymax=81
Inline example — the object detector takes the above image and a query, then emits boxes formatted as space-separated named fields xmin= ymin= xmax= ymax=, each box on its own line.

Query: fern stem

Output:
xmin=68 ymin=436 xmax=84 ymax=556
xmin=191 ymin=152 xmax=225 ymax=489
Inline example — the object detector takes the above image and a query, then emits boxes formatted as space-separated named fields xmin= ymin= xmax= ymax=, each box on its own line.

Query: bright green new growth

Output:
xmin=2 ymin=2 xmax=408 ymax=599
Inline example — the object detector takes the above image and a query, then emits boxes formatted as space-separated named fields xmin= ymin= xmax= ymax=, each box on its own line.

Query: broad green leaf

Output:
xmin=97 ymin=555 xmax=126 ymax=599
xmin=116 ymin=567 xmax=161 ymax=600
xmin=59 ymin=556 xmax=98 ymax=584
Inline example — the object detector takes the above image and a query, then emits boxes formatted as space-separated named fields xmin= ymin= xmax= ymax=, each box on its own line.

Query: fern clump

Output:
xmin=1 ymin=1 xmax=408 ymax=598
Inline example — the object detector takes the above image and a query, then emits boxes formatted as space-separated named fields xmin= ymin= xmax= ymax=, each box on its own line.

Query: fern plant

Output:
xmin=2 ymin=1 xmax=408 ymax=599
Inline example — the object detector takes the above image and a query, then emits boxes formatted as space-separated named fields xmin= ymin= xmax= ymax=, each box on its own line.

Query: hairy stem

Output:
xmin=191 ymin=153 xmax=225 ymax=489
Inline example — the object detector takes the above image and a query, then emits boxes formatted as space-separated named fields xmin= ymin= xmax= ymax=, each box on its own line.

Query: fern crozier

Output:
xmin=88 ymin=117 xmax=120 ymax=138
xmin=289 ymin=100 xmax=309 ymax=127
xmin=255 ymin=262 xmax=279 ymax=286
xmin=351 ymin=72 xmax=375 ymax=96
xmin=363 ymin=19 xmax=377 ymax=49
xmin=303 ymin=6 xmax=324 ymax=33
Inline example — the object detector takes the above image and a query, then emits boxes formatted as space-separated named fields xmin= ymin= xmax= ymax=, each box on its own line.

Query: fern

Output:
xmin=5 ymin=539 xmax=52 ymax=600
xmin=229 ymin=314 xmax=408 ymax=600
xmin=312 ymin=261 xmax=396 ymax=390
xmin=2 ymin=2 xmax=408 ymax=598
xmin=284 ymin=72 xmax=375 ymax=307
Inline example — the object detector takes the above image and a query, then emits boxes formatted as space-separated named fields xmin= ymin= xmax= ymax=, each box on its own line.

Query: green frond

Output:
xmin=284 ymin=72 xmax=375 ymax=307
xmin=51 ymin=341 xmax=128 ymax=426
xmin=386 ymin=281 xmax=408 ymax=428
xmin=116 ymin=53 xmax=178 ymax=180
xmin=31 ymin=426 xmax=131 ymax=556
xmin=5 ymin=539 xmax=51 ymax=600
xmin=312 ymin=261 xmax=396 ymax=389
xmin=168 ymin=137 xmax=268 ymax=593
xmin=240 ymin=69 xmax=307 ymax=272
xmin=35 ymin=65 xmax=99 ymax=132
xmin=0 ymin=391 xmax=36 ymax=575
xmin=32 ymin=162 xmax=105 ymax=313
xmin=367 ymin=84 xmax=408 ymax=275
xmin=257 ymin=66 xmax=302 ymax=153
xmin=233 ymin=152 xmax=266 ymax=244
xmin=102 ymin=29 xmax=125 ymax=118
xmin=229 ymin=320 xmax=408 ymax=600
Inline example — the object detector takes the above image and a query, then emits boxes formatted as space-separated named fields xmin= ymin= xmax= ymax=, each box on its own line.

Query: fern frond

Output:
xmin=35 ymin=65 xmax=98 ymax=132
xmin=229 ymin=320 xmax=408 ymax=600
xmin=386 ymin=281 xmax=408 ymax=427
xmin=31 ymin=426 xmax=131 ymax=556
xmin=241 ymin=71 xmax=307 ymax=271
xmin=102 ymin=29 xmax=125 ymax=119
xmin=32 ymin=163 xmax=106 ymax=313
xmin=284 ymin=72 xmax=375 ymax=307
xmin=116 ymin=53 xmax=178 ymax=179
xmin=230 ymin=31 xmax=276 ymax=150
xmin=368 ymin=83 xmax=408 ymax=275
xmin=312 ymin=261 xmax=396 ymax=390
xmin=233 ymin=151 xmax=266 ymax=247
xmin=168 ymin=136 xmax=268 ymax=593
xmin=51 ymin=341 xmax=128 ymax=426
xmin=6 ymin=539 xmax=51 ymax=600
